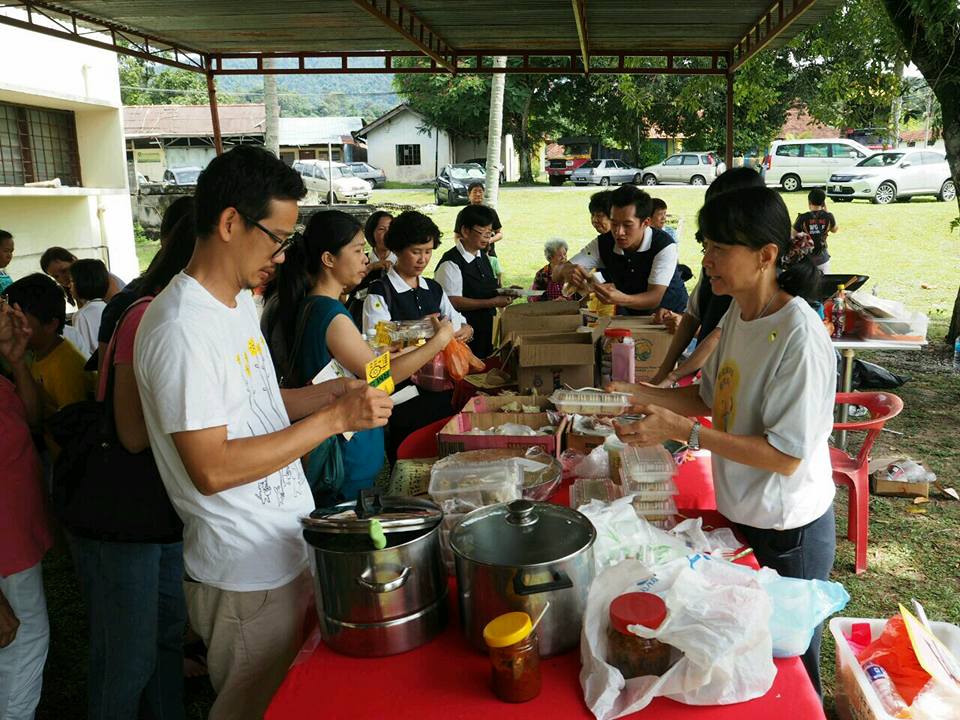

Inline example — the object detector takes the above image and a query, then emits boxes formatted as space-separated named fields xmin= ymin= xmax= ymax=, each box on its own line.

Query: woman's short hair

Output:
xmin=39 ymin=246 xmax=77 ymax=273
xmin=385 ymin=210 xmax=442 ymax=252
xmin=69 ymin=258 xmax=110 ymax=302
xmin=363 ymin=210 xmax=393 ymax=246
xmin=588 ymin=190 xmax=613 ymax=216
xmin=543 ymin=238 xmax=568 ymax=261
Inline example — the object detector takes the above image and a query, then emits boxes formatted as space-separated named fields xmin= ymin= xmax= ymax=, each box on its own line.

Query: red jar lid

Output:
xmin=604 ymin=328 xmax=632 ymax=338
xmin=609 ymin=592 xmax=667 ymax=635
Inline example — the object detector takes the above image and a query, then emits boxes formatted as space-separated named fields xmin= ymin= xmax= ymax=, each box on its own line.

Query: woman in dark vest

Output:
xmin=561 ymin=184 xmax=689 ymax=315
xmin=361 ymin=210 xmax=471 ymax=462
xmin=434 ymin=204 xmax=512 ymax=359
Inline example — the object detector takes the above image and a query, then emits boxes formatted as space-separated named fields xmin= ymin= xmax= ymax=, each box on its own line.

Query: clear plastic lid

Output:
xmin=569 ymin=478 xmax=624 ymax=508
xmin=428 ymin=458 xmax=524 ymax=515
xmin=549 ymin=389 xmax=631 ymax=416
xmin=619 ymin=445 xmax=676 ymax=483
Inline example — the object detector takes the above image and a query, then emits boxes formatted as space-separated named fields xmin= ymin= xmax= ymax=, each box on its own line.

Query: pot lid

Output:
xmin=300 ymin=491 xmax=442 ymax=534
xmin=451 ymin=499 xmax=595 ymax=567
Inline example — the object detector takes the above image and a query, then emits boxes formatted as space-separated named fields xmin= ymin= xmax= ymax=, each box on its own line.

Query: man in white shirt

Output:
xmin=134 ymin=146 xmax=392 ymax=720
xmin=559 ymin=185 xmax=689 ymax=315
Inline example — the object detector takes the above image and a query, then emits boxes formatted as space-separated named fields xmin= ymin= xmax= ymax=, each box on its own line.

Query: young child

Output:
xmin=793 ymin=188 xmax=838 ymax=273
xmin=0 ymin=230 xmax=14 ymax=295
xmin=67 ymin=259 xmax=109 ymax=360
xmin=650 ymin=198 xmax=678 ymax=243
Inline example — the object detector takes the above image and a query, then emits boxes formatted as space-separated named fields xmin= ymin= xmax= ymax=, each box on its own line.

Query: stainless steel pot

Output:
xmin=301 ymin=492 xmax=447 ymax=657
xmin=451 ymin=499 xmax=596 ymax=657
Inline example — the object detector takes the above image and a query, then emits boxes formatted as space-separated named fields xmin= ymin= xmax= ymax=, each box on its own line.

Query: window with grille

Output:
xmin=0 ymin=102 xmax=81 ymax=187
xmin=396 ymin=144 xmax=421 ymax=166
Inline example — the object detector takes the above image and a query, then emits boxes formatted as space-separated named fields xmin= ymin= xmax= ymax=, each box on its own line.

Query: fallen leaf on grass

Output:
xmin=920 ymin=283 xmax=937 ymax=289
xmin=935 ymin=482 xmax=959 ymax=500
xmin=906 ymin=506 xmax=927 ymax=514
xmin=913 ymin=496 xmax=929 ymax=505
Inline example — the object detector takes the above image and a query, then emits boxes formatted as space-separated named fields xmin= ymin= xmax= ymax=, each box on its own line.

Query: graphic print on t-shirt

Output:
xmin=235 ymin=335 xmax=306 ymax=507
xmin=714 ymin=360 xmax=740 ymax=433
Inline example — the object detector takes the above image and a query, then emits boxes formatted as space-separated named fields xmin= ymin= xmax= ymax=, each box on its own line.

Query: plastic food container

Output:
xmin=857 ymin=312 xmax=928 ymax=343
xmin=830 ymin=616 xmax=960 ymax=720
xmin=549 ymin=390 xmax=631 ymax=416
xmin=619 ymin=445 xmax=677 ymax=492
xmin=428 ymin=460 xmax=524 ymax=516
xmin=570 ymin=478 xmax=624 ymax=508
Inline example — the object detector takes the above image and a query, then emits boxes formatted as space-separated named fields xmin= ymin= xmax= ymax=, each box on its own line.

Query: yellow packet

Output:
xmin=375 ymin=320 xmax=393 ymax=349
xmin=365 ymin=352 xmax=395 ymax=395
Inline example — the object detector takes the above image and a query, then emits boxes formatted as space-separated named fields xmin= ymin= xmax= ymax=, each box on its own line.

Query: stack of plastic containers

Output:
xmin=618 ymin=445 xmax=678 ymax=528
xmin=569 ymin=478 xmax=624 ymax=508
xmin=548 ymin=389 xmax=631 ymax=416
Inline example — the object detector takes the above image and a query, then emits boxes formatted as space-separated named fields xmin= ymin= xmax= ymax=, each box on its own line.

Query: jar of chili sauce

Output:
xmin=483 ymin=612 xmax=541 ymax=703
xmin=607 ymin=592 xmax=673 ymax=678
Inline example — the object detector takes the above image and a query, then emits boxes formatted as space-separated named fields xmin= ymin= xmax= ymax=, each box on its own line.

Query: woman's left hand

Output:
xmin=613 ymin=404 xmax=692 ymax=446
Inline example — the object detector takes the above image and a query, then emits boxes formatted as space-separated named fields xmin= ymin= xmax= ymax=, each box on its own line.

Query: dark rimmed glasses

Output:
xmin=240 ymin=213 xmax=304 ymax=258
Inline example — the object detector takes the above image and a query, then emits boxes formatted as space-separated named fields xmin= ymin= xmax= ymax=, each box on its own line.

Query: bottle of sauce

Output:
xmin=607 ymin=592 xmax=673 ymax=678
xmin=831 ymin=284 xmax=846 ymax=339
xmin=483 ymin=612 xmax=541 ymax=703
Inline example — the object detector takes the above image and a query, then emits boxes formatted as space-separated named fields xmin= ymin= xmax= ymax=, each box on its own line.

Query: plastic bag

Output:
xmin=580 ymin=556 xmax=775 ymax=719
xmin=910 ymin=678 xmax=960 ymax=720
xmin=443 ymin=338 xmax=485 ymax=381
xmin=573 ymin=445 xmax=611 ymax=479
xmin=856 ymin=616 xmax=931 ymax=704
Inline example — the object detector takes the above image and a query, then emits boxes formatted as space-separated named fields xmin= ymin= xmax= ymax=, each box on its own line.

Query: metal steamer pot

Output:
xmin=451 ymin=499 xmax=596 ymax=657
xmin=300 ymin=492 xmax=447 ymax=657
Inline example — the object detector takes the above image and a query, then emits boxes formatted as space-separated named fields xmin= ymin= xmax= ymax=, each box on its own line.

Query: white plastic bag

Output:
xmin=911 ymin=678 xmax=960 ymax=720
xmin=580 ymin=556 xmax=775 ymax=719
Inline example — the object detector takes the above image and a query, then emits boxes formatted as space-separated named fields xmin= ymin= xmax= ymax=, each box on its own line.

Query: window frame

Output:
xmin=396 ymin=144 xmax=422 ymax=167
xmin=0 ymin=101 xmax=82 ymax=187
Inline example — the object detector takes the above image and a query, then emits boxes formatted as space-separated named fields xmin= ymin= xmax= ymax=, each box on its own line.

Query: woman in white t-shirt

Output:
xmin=609 ymin=185 xmax=837 ymax=696
xmin=68 ymin=258 xmax=109 ymax=359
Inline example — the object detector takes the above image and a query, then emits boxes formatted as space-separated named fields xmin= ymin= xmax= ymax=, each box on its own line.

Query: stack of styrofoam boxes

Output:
xmin=428 ymin=459 xmax=523 ymax=574
xmin=619 ymin=445 xmax=678 ymax=529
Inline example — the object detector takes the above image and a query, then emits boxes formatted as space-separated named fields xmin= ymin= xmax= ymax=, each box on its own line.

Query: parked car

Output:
xmin=435 ymin=163 xmax=485 ymax=205
xmin=827 ymin=149 xmax=955 ymax=205
xmin=162 ymin=166 xmax=202 ymax=188
xmin=639 ymin=152 xmax=725 ymax=186
xmin=464 ymin=157 xmax=506 ymax=183
xmin=760 ymin=139 xmax=870 ymax=191
xmin=293 ymin=160 xmax=370 ymax=204
xmin=570 ymin=159 xmax=642 ymax=186
xmin=345 ymin=161 xmax=387 ymax=189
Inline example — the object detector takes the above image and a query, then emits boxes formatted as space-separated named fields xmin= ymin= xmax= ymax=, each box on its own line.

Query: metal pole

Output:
xmin=206 ymin=67 xmax=223 ymax=156
xmin=839 ymin=348 xmax=856 ymax=450
xmin=327 ymin=141 xmax=334 ymax=204
xmin=725 ymin=70 xmax=734 ymax=169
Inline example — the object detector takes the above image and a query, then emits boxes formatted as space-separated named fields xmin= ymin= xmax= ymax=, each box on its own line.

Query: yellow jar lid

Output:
xmin=483 ymin=612 xmax=532 ymax=648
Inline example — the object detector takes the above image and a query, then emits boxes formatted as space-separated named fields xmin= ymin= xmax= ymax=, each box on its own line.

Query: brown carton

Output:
xmin=601 ymin=317 xmax=673 ymax=383
xmin=436 ymin=412 xmax=566 ymax=458
xmin=514 ymin=332 xmax=596 ymax=394
xmin=499 ymin=300 xmax=582 ymax=344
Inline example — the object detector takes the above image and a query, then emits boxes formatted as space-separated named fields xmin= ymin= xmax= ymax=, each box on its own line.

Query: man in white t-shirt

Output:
xmin=134 ymin=146 xmax=393 ymax=720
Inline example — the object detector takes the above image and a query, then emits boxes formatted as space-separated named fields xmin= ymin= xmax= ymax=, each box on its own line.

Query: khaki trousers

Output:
xmin=184 ymin=571 xmax=313 ymax=720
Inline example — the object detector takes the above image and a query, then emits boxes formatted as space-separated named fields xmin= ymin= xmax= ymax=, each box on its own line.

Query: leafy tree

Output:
xmin=119 ymin=56 xmax=232 ymax=106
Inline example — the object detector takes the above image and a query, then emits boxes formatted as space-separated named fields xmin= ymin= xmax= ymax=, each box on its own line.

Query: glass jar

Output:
xmin=607 ymin=592 xmax=673 ymax=678
xmin=483 ymin=612 xmax=541 ymax=703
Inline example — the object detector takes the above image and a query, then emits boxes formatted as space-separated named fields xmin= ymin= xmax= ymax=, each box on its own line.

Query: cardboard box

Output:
xmin=499 ymin=300 xmax=582 ymax=343
xmin=565 ymin=427 xmax=610 ymax=455
xmin=867 ymin=456 xmax=931 ymax=498
xmin=514 ymin=332 xmax=596 ymax=394
xmin=601 ymin=317 xmax=673 ymax=383
xmin=463 ymin=395 xmax=553 ymax=413
xmin=437 ymin=412 xmax=566 ymax=458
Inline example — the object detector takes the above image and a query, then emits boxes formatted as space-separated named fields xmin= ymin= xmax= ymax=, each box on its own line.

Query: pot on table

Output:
xmin=301 ymin=491 xmax=447 ymax=657
xmin=451 ymin=499 xmax=596 ymax=657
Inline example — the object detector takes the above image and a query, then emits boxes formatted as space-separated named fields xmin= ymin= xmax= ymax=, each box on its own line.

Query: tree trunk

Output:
xmin=484 ymin=57 xmax=507 ymax=206
xmin=263 ymin=59 xmax=280 ymax=157
xmin=517 ymin=94 xmax=534 ymax=183
xmin=949 ymin=286 xmax=960 ymax=347
xmin=889 ymin=60 xmax=904 ymax=148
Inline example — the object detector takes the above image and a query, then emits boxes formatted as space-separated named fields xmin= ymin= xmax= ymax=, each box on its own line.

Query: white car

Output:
xmin=639 ymin=152 xmax=725 ymax=186
xmin=293 ymin=160 xmax=370 ymax=204
xmin=827 ymin=150 xmax=955 ymax=204
xmin=761 ymin=139 xmax=870 ymax=191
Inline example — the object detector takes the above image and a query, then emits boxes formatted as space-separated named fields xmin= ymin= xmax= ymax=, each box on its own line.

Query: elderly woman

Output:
xmin=531 ymin=239 xmax=569 ymax=301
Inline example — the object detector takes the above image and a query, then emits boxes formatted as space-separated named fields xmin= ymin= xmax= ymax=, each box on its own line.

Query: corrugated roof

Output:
xmin=123 ymin=104 xmax=266 ymax=138
xmin=279 ymin=116 xmax=364 ymax=145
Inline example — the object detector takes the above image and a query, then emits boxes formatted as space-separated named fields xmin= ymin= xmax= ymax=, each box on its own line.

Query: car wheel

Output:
xmin=326 ymin=191 xmax=336 ymax=205
xmin=690 ymin=175 xmax=706 ymax=186
xmin=938 ymin=180 xmax=956 ymax=202
xmin=599 ymin=176 xmax=610 ymax=187
xmin=435 ymin=189 xmax=444 ymax=205
xmin=367 ymin=179 xmax=376 ymax=190
xmin=642 ymin=174 xmax=658 ymax=186
xmin=780 ymin=174 xmax=801 ymax=192
xmin=633 ymin=173 xmax=642 ymax=184
xmin=548 ymin=175 xmax=563 ymax=186
xmin=872 ymin=182 xmax=896 ymax=204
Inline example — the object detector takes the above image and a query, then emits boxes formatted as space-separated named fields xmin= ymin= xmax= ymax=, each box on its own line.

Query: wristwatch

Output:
xmin=687 ymin=419 xmax=702 ymax=451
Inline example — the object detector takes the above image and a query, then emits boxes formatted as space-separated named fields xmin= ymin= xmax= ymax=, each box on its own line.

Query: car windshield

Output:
xmin=449 ymin=165 xmax=485 ymax=180
xmin=337 ymin=165 xmax=354 ymax=177
xmin=858 ymin=153 xmax=904 ymax=167
xmin=174 ymin=169 xmax=201 ymax=183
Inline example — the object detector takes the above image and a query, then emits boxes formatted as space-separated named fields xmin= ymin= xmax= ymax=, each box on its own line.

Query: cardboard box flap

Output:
xmin=518 ymin=333 xmax=595 ymax=367
xmin=503 ymin=300 xmax=581 ymax=319
xmin=500 ymin=300 xmax=583 ymax=343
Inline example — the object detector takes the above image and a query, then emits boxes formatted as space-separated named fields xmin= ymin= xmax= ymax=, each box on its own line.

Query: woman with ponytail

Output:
xmin=271 ymin=210 xmax=454 ymax=505
xmin=608 ymin=186 xmax=836 ymax=696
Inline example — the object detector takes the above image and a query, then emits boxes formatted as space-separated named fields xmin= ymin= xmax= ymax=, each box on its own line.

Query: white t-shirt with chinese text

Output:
xmin=699 ymin=296 xmax=836 ymax=530
xmin=135 ymin=272 xmax=313 ymax=591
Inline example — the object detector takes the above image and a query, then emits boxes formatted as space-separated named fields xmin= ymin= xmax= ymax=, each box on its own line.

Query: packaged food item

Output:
xmin=570 ymin=478 xmax=624 ymax=508
xmin=611 ymin=333 xmax=636 ymax=384
xmin=607 ymin=592 xmax=674 ymax=678
xmin=428 ymin=459 xmax=524 ymax=513
xmin=619 ymin=445 xmax=677 ymax=492
xmin=549 ymin=389 xmax=631 ymax=416
xmin=483 ymin=612 xmax=541 ymax=703
xmin=604 ymin=435 xmax=627 ymax=483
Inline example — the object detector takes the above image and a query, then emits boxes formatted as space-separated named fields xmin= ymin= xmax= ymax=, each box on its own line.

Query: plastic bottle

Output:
xmin=831 ymin=284 xmax=846 ymax=339
xmin=953 ymin=336 xmax=960 ymax=373
xmin=612 ymin=335 xmax=636 ymax=383
xmin=861 ymin=661 xmax=910 ymax=717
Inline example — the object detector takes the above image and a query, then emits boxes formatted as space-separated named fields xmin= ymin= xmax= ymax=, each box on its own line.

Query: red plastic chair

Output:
xmin=832 ymin=391 xmax=904 ymax=574
xmin=396 ymin=416 xmax=453 ymax=460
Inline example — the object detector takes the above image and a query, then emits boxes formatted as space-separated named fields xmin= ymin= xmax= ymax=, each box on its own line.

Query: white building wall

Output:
xmin=452 ymin=134 xmax=521 ymax=182
xmin=0 ymin=10 xmax=138 ymax=283
xmin=365 ymin=110 xmax=452 ymax=183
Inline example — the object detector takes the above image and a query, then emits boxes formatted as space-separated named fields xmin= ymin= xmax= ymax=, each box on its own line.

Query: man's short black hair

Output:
xmin=454 ymin=204 xmax=497 ymax=235
xmin=5 ymin=273 xmax=66 ymax=334
xmin=194 ymin=146 xmax=306 ymax=239
xmin=609 ymin=184 xmax=654 ymax=220
xmin=588 ymin=190 xmax=613 ymax=216
xmin=0 ymin=229 xmax=12 ymax=244
xmin=69 ymin=258 xmax=110 ymax=302
xmin=385 ymin=210 xmax=442 ymax=252
xmin=808 ymin=188 xmax=827 ymax=205
xmin=651 ymin=198 xmax=668 ymax=213
xmin=39 ymin=246 xmax=77 ymax=273
xmin=467 ymin=181 xmax=484 ymax=192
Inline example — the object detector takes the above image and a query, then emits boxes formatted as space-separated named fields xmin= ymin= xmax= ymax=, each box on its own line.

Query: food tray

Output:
xmin=631 ymin=496 xmax=677 ymax=513
xmin=570 ymin=478 xmax=624 ymax=508
xmin=549 ymin=389 xmax=631 ymax=416
xmin=619 ymin=445 xmax=677 ymax=491
xmin=857 ymin=311 xmax=928 ymax=344
xmin=428 ymin=459 xmax=523 ymax=515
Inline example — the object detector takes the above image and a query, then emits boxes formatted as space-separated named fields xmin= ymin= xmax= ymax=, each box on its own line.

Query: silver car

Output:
xmin=639 ymin=152 xmax=724 ymax=186
xmin=345 ymin=161 xmax=386 ymax=189
xmin=827 ymin=150 xmax=955 ymax=204
xmin=570 ymin=159 xmax=642 ymax=186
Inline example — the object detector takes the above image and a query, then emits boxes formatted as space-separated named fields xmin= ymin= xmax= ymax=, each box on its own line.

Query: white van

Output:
xmin=293 ymin=160 xmax=371 ymax=204
xmin=760 ymin=139 xmax=871 ymax=191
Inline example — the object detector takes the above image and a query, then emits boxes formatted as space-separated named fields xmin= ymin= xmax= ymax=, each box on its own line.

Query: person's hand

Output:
xmin=333 ymin=380 xmax=393 ymax=432
xmin=593 ymin=283 xmax=628 ymax=306
xmin=613 ymin=404 xmax=692 ymax=446
xmin=0 ymin=302 xmax=32 ymax=366
xmin=313 ymin=377 xmax=354 ymax=398
xmin=649 ymin=371 xmax=678 ymax=389
xmin=652 ymin=308 xmax=681 ymax=333
xmin=382 ymin=260 xmax=393 ymax=274
xmin=429 ymin=316 xmax=455 ymax=348
xmin=0 ymin=591 xmax=19 ymax=648
xmin=492 ymin=295 xmax=513 ymax=308
xmin=454 ymin=324 xmax=474 ymax=343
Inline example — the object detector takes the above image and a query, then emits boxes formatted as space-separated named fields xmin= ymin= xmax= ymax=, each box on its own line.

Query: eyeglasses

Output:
xmin=240 ymin=212 xmax=304 ymax=258
xmin=469 ymin=227 xmax=496 ymax=239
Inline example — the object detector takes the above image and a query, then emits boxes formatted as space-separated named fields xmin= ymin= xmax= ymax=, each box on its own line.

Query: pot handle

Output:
xmin=356 ymin=565 xmax=410 ymax=594
xmin=513 ymin=569 xmax=573 ymax=596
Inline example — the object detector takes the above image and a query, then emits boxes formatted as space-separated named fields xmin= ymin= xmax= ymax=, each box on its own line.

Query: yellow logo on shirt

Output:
xmin=714 ymin=361 xmax=739 ymax=433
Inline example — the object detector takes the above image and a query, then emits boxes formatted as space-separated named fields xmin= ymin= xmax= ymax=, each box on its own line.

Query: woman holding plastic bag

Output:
xmin=609 ymin=185 xmax=837 ymax=696
xmin=269 ymin=210 xmax=454 ymax=503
